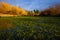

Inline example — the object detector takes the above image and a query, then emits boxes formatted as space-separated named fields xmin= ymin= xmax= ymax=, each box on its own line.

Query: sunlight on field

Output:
xmin=0 ymin=14 xmax=17 ymax=17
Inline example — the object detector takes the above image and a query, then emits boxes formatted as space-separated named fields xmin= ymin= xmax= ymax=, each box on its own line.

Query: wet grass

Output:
xmin=0 ymin=16 xmax=60 ymax=40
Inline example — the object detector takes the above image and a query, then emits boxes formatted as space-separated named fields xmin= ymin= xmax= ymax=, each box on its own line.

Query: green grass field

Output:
xmin=0 ymin=16 xmax=60 ymax=40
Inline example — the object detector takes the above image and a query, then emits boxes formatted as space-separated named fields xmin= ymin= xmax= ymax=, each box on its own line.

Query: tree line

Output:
xmin=0 ymin=4 xmax=60 ymax=16
xmin=27 ymin=4 xmax=60 ymax=17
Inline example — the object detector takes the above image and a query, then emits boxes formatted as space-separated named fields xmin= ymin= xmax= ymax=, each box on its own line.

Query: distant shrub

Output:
xmin=0 ymin=16 xmax=1 ymax=18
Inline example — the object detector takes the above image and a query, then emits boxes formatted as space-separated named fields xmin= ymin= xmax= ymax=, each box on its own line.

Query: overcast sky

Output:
xmin=0 ymin=0 xmax=60 ymax=10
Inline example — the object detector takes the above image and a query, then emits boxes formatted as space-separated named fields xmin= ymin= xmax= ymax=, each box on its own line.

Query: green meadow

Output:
xmin=0 ymin=16 xmax=60 ymax=40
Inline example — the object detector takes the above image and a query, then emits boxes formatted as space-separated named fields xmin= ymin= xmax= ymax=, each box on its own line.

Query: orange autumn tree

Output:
xmin=39 ymin=4 xmax=60 ymax=16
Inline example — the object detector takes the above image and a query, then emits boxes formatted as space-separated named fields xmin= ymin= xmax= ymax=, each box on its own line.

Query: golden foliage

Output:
xmin=0 ymin=2 xmax=28 ymax=16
